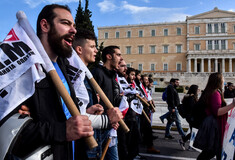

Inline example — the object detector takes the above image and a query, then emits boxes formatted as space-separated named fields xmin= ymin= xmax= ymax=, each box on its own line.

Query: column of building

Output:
xmin=187 ymin=57 xmax=232 ymax=73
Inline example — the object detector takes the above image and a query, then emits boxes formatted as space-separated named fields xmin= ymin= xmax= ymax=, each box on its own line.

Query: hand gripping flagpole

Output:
xmin=74 ymin=50 xmax=130 ymax=133
xmin=16 ymin=11 xmax=98 ymax=149
xmin=136 ymin=94 xmax=155 ymax=112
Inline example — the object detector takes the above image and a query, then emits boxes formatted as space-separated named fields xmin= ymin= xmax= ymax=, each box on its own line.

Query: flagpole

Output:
xmin=136 ymin=94 xmax=155 ymax=112
xmin=89 ymin=77 xmax=130 ymax=133
xmin=100 ymin=138 xmax=112 ymax=160
xmin=136 ymin=94 xmax=150 ymax=106
xmin=70 ymin=50 xmax=130 ymax=133
xmin=16 ymin=11 xmax=98 ymax=149
xmin=142 ymin=109 xmax=151 ymax=124
xmin=136 ymin=95 xmax=151 ymax=124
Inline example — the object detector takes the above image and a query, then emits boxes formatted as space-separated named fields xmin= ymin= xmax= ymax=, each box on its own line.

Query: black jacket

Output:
xmin=12 ymin=57 xmax=87 ymax=160
xmin=92 ymin=65 xmax=119 ymax=110
xmin=182 ymin=95 xmax=197 ymax=123
xmin=166 ymin=84 xmax=180 ymax=110
xmin=224 ymin=89 xmax=235 ymax=98
xmin=193 ymin=115 xmax=220 ymax=152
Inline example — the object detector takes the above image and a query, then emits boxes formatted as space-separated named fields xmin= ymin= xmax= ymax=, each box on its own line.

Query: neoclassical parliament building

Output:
xmin=98 ymin=7 xmax=235 ymax=88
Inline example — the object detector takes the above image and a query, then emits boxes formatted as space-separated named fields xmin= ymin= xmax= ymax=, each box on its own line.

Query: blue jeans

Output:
xmin=86 ymin=129 xmax=109 ymax=159
xmin=165 ymin=108 xmax=185 ymax=137
xmin=160 ymin=111 xmax=170 ymax=120
xmin=104 ymin=137 xmax=119 ymax=160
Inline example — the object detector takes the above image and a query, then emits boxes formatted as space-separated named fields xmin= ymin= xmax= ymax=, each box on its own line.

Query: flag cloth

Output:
xmin=116 ymin=74 xmax=129 ymax=117
xmin=221 ymin=99 xmax=235 ymax=160
xmin=118 ymin=96 xmax=129 ymax=117
xmin=116 ymin=75 xmax=143 ymax=114
xmin=0 ymin=22 xmax=45 ymax=120
xmin=67 ymin=50 xmax=89 ymax=115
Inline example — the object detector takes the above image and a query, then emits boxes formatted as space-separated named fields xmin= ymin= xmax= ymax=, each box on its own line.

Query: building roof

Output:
xmin=187 ymin=7 xmax=235 ymax=20
xmin=98 ymin=21 xmax=186 ymax=30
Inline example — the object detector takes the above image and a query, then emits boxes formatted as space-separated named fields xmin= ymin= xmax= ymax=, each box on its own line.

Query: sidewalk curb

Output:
xmin=152 ymin=125 xmax=189 ymax=132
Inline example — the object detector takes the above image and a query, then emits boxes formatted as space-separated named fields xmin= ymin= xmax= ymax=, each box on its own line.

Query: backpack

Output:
xmin=189 ymin=95 xmax=207 ymax=129
xmin=162 ymin=88 xmax=167 ymax=101
xmin=178 ymin=95 xmax=194 ymax=119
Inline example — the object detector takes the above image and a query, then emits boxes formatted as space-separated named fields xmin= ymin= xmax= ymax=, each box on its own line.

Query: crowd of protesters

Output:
xmin=1 ymin=3 xmax=235 ymax=160
xmin=0 ymin=3 xmax=161 ymax=160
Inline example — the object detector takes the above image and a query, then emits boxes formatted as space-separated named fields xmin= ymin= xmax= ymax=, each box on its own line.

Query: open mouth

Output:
xmin=64 ymin=37 xmax=73 ymax=46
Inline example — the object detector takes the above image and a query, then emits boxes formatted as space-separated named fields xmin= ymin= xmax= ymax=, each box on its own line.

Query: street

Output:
xmin=138 ymin=129 xmax=201 ymax=160
xmin=138 ymin=92 xmax=202 ymax=160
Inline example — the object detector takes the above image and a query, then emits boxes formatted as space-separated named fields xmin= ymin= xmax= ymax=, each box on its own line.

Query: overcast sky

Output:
xmin=1 ymin=0 xmax=235 ymax=40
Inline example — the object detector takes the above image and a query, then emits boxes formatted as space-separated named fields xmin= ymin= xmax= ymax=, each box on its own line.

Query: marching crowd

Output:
xmin=159 ymin=74 xmax=235 ymax=160
xmin=1 ymin=3 xmax=235 ymax=160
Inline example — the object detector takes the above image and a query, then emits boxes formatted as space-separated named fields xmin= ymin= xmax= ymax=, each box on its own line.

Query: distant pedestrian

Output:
xmin=224 ymin=82 xmax=235 ymax=98
xmin=178 ymin=85 xmax=199 ymax=150
xmin=164 ymin=78 xmax=185 ymax=140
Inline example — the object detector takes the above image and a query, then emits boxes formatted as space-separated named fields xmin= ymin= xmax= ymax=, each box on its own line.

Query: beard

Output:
xmin=48 ymin=26 xmax=72 ymax=58
xmin=111 ymin=56 xmax=118 ymax=70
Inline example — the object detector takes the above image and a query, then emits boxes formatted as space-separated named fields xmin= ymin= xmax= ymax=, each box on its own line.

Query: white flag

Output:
xmin=67 ymin=50 xmax=89 ymax=115
xmin=116 ymin=75 xmax=143 ymax=114
xmin=0 ymin=22 xmax=45 ymax=120
xmin=222 ymin=104 xmax=235 ymax=160
xmin=130 ymin=99 xmax=143 ymax=114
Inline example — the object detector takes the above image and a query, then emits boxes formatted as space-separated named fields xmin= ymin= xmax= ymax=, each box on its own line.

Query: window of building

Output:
xmin=104 ymin=32 xmax=108 ymax=39
xmin=150 ymin=64 xmax=155 ymax=71
xmin=177 ymin=28 xmax=181 ymax=35
xmin=138 ymin=64 xmax=143 ymax=71
xmin=115 ymin=31 xmax=119 ymax=38
xmin=221 ymin=23 xmax=225 ymax=33
xmin=208 ymin=40 xmax=212 ymax=50
xmin=151 ymin=29 xmax=156 ymax=36
xmin=138 ymin=46 xmax=143 ymax=54
xmin=194 ymin=44 xmax=200 ymax=51
xmin=176 ymin=45 xmax=182 ymax=53
xmin=221 ymin=40 xmax=226 ymax=50
xmin=195 ymin=26 xmax=200 ymax=34
xmin=127 ymin=31 xmax=131 ymax=38
xmin=214 ymin=23 xmax=219 ymax=33
xmin=176 ymin=63 xmax=182 ymax=71
xmin=127 ymin=64 xmax=131 ymax=68
xmin=139 ymin=30 xmax=143 ymax=37
xmin=163 ymin=63 xmax=168 ymax=71
xmin=126 ymin=46 xmax=131 ymax=54
xmin=150 ymin=45 xmax=156 ymax=54
xmin=163 ymin=45 xmax=168 ymax=53
xmin=233 ymin=43 xmax=235 ymax=49
xmin=234 ymin=25 xmax=235 ymax=33
xmin=164 ymin=29 xmax=168 ymax=36
xmin=214 ymin=40 xmax=219 ymax=50
xmin=208 ymin=24 xmax=212 ymax=33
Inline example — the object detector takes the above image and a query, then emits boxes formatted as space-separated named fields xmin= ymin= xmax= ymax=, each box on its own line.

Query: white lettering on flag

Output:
xmin=67 ymin=51 xmax=89 ymax=115
xmin=0 ymin=22 xmax=45 ymax=120
xmin=0 ymin=23 xmax=44 ymax=89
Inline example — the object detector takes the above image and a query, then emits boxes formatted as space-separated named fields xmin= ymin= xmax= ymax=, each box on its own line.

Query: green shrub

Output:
xmin=155 ymin=87 xmax=184 ymax=93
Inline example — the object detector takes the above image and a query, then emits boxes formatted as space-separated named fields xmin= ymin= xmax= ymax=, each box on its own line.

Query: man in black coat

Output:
xmin=224 ymin=82 xmax=235 ymax=98
xmin=10 ymin=4 xmax=93 ymax=159
xmin=165 ymin=78 xmax=185 ymax=141
xmin=92 ymin=45 xmax=123 ymax=159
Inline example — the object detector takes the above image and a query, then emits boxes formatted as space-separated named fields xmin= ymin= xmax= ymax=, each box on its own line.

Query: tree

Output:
xmin=74 ymin=0 xmax=103 ymax=69
xmin=75 ymin=0 xmax=94 ymax=34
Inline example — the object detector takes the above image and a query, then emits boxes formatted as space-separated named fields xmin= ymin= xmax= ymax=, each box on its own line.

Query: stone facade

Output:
xmin=98 ymin=7 xmax=235 ymax=89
